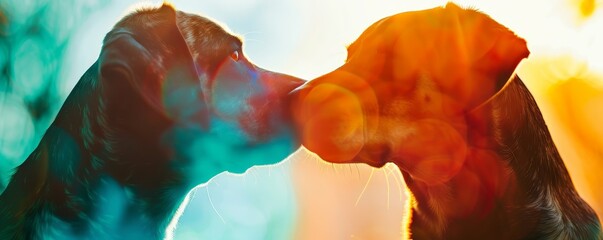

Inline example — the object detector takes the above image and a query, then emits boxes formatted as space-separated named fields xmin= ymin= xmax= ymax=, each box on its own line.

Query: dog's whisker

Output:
xmin=249 ymin=168 xmax=259 ymax=185
xmin=385 ymin=164 xmax=403 ymax=185
xmin=211 ymin=178 xmax=221 ymax=187
xmin=0 ymin=3 xmax=308 ymax=238
xmin=189 ymin=187 xmax=199 ymax=199
xmin=384 ymin=165 xmax=404 ymax=202
xmin=355 ymin=168 xmax=375 ymax=207
xmin=206 ymin=185 xmax=225 ymax=224
xmin=331 ymin=162 xmax=337 ymax=175
xmin=242 ymin=38 xmax=262 ymax=44
xmin=291 ymin=2 xmax=602 ymax=238
xmin=383 ymin=168 xmax=391 ymax=209
xmin=240 ymin=30 xmax=262 ymax=37
xmin=239 ymin=31 xmax=263 ymax=44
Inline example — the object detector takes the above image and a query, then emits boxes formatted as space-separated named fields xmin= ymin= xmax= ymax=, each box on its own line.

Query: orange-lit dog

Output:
xmin=292 ymin=3 xmax=602 ymax=239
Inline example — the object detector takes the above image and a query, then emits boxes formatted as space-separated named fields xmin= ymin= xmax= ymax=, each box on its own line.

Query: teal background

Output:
xmin=0 ymin=0 xmax=305 ymax=239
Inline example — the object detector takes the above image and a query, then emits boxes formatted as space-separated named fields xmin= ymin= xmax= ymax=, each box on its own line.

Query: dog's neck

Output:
xmin=0 ymin=64 xmax=193 ymax=239
xmin=404 ymin=76 xmax=601 ymax=239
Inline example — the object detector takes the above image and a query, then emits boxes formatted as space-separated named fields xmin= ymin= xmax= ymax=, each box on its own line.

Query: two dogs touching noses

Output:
xmin=0 ymin=2 xmax=600 ymax=240
xmin=292 ymin=2 xmax=603 ymax=240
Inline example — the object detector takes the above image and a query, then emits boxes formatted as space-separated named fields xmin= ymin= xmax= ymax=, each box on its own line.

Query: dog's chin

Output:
xmin=345 ymin=149 xmax=387 ymax=168
xmin=243 ymin=97 xmax=292 ymax=142
xmin=243 ymin=73 xmax=304 ymax=143
xmin=362 ymin=161 xmax=387 ymax=168
xmin=228 ymin=130 xmax=298 ymax=175
xmin=217 ymin=86 xmax=302 ymax=175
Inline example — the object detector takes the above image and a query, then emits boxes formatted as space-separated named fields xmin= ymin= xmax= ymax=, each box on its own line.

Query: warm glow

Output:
xmin=1 ymin=0 xmax=601 ymax=239
xmin=289 ymin=0 xmax=603 ymax=237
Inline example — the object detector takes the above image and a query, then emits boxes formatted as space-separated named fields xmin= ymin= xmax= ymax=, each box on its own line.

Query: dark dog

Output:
xmin=0 ymin=4 xmax=303 ymax=239
xmin=292 ymin=3 xmax=602 ymax=239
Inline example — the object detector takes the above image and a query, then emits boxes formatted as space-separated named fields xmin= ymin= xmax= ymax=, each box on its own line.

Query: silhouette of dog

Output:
xmin=292 ymin=3 xmax=602 ymax=239
xmin=0 ymin=4 xmax=303 ymax=239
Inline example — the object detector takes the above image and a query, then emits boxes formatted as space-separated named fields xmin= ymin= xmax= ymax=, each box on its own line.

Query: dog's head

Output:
xmin=97 ymin=4 xmax=303 ymax=183
xmin=292 ymin=3 xmax=529 ymax=185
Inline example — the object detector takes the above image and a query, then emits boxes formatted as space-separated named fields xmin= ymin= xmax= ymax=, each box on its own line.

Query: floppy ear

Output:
xmin=462 ymin=14 xmax=530 ymax=110
xmin=427 ymin=4 xmax=530 ymax=111
xmin=98 ymin=5 xmax=209 ymax=125
xmin=468 ymin=28 xmax=530 ymax=110
xmin=99 ymin=30 xmax=163 ymax=109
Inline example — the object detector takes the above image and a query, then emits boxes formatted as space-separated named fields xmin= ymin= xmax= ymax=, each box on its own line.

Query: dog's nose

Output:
xmin=289 ymin=78 xmax=367 ymax=163
xmin=237 ymin=67 xmax=304 ymax=141
xmin=289 ymin=70 xmax=382 ymax=164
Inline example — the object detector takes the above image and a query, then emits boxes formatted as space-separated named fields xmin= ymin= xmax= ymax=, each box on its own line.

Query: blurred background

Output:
xmin=0 ymin=0 xmax=601 ymax=239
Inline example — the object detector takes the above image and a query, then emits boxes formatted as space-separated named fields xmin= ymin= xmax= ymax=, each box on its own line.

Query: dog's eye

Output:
xmin=230 ymin=51 xmax=240 ymax=61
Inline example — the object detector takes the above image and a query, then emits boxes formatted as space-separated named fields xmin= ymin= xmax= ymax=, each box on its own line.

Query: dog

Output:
xmin=291 ymin=3 xmax=602 ymax=239
xmin=0 ymin=3 xmax=303 ymax=239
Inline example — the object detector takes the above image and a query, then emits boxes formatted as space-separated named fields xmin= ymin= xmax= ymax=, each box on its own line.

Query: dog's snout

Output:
xmin=257 ymin=68 xmax=305 ymax=94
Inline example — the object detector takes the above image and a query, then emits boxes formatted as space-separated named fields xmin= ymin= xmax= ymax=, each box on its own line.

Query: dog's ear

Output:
xmin=380 ymin=4 xmax=530 ymax=111
xmin=98 ymin=4 xmax=208 ymax=124
xmin=450 ymin=6 xmax=530 ymax=110
xmin=99 ymin=30 xmax=163 ymax=109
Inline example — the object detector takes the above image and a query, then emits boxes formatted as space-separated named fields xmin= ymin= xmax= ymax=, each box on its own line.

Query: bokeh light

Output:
xmin=1 ymin=0 xmax=602 ymax=239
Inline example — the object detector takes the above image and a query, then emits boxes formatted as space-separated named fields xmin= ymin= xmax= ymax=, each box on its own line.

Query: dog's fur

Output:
xmin=292 ymin=3 xmax=602 ymax=239
xmin=0 ymin=4 xmax=303 ymax=239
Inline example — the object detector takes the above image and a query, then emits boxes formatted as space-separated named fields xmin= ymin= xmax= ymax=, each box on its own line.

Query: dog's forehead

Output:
xmin=339 ymin=2 xmax=528 ymax=111
xmin=347 ymin=3 xmax=513 ymax=61
xmin=106 ymin=4 xmax=242 ymax=77
xmin=175 ymin=10 xmax=241 ymax=51
xmin=110 ymin=4 xmax=176 ymax=37
xmin=174 ymin=10 xmax=242 ymax=74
